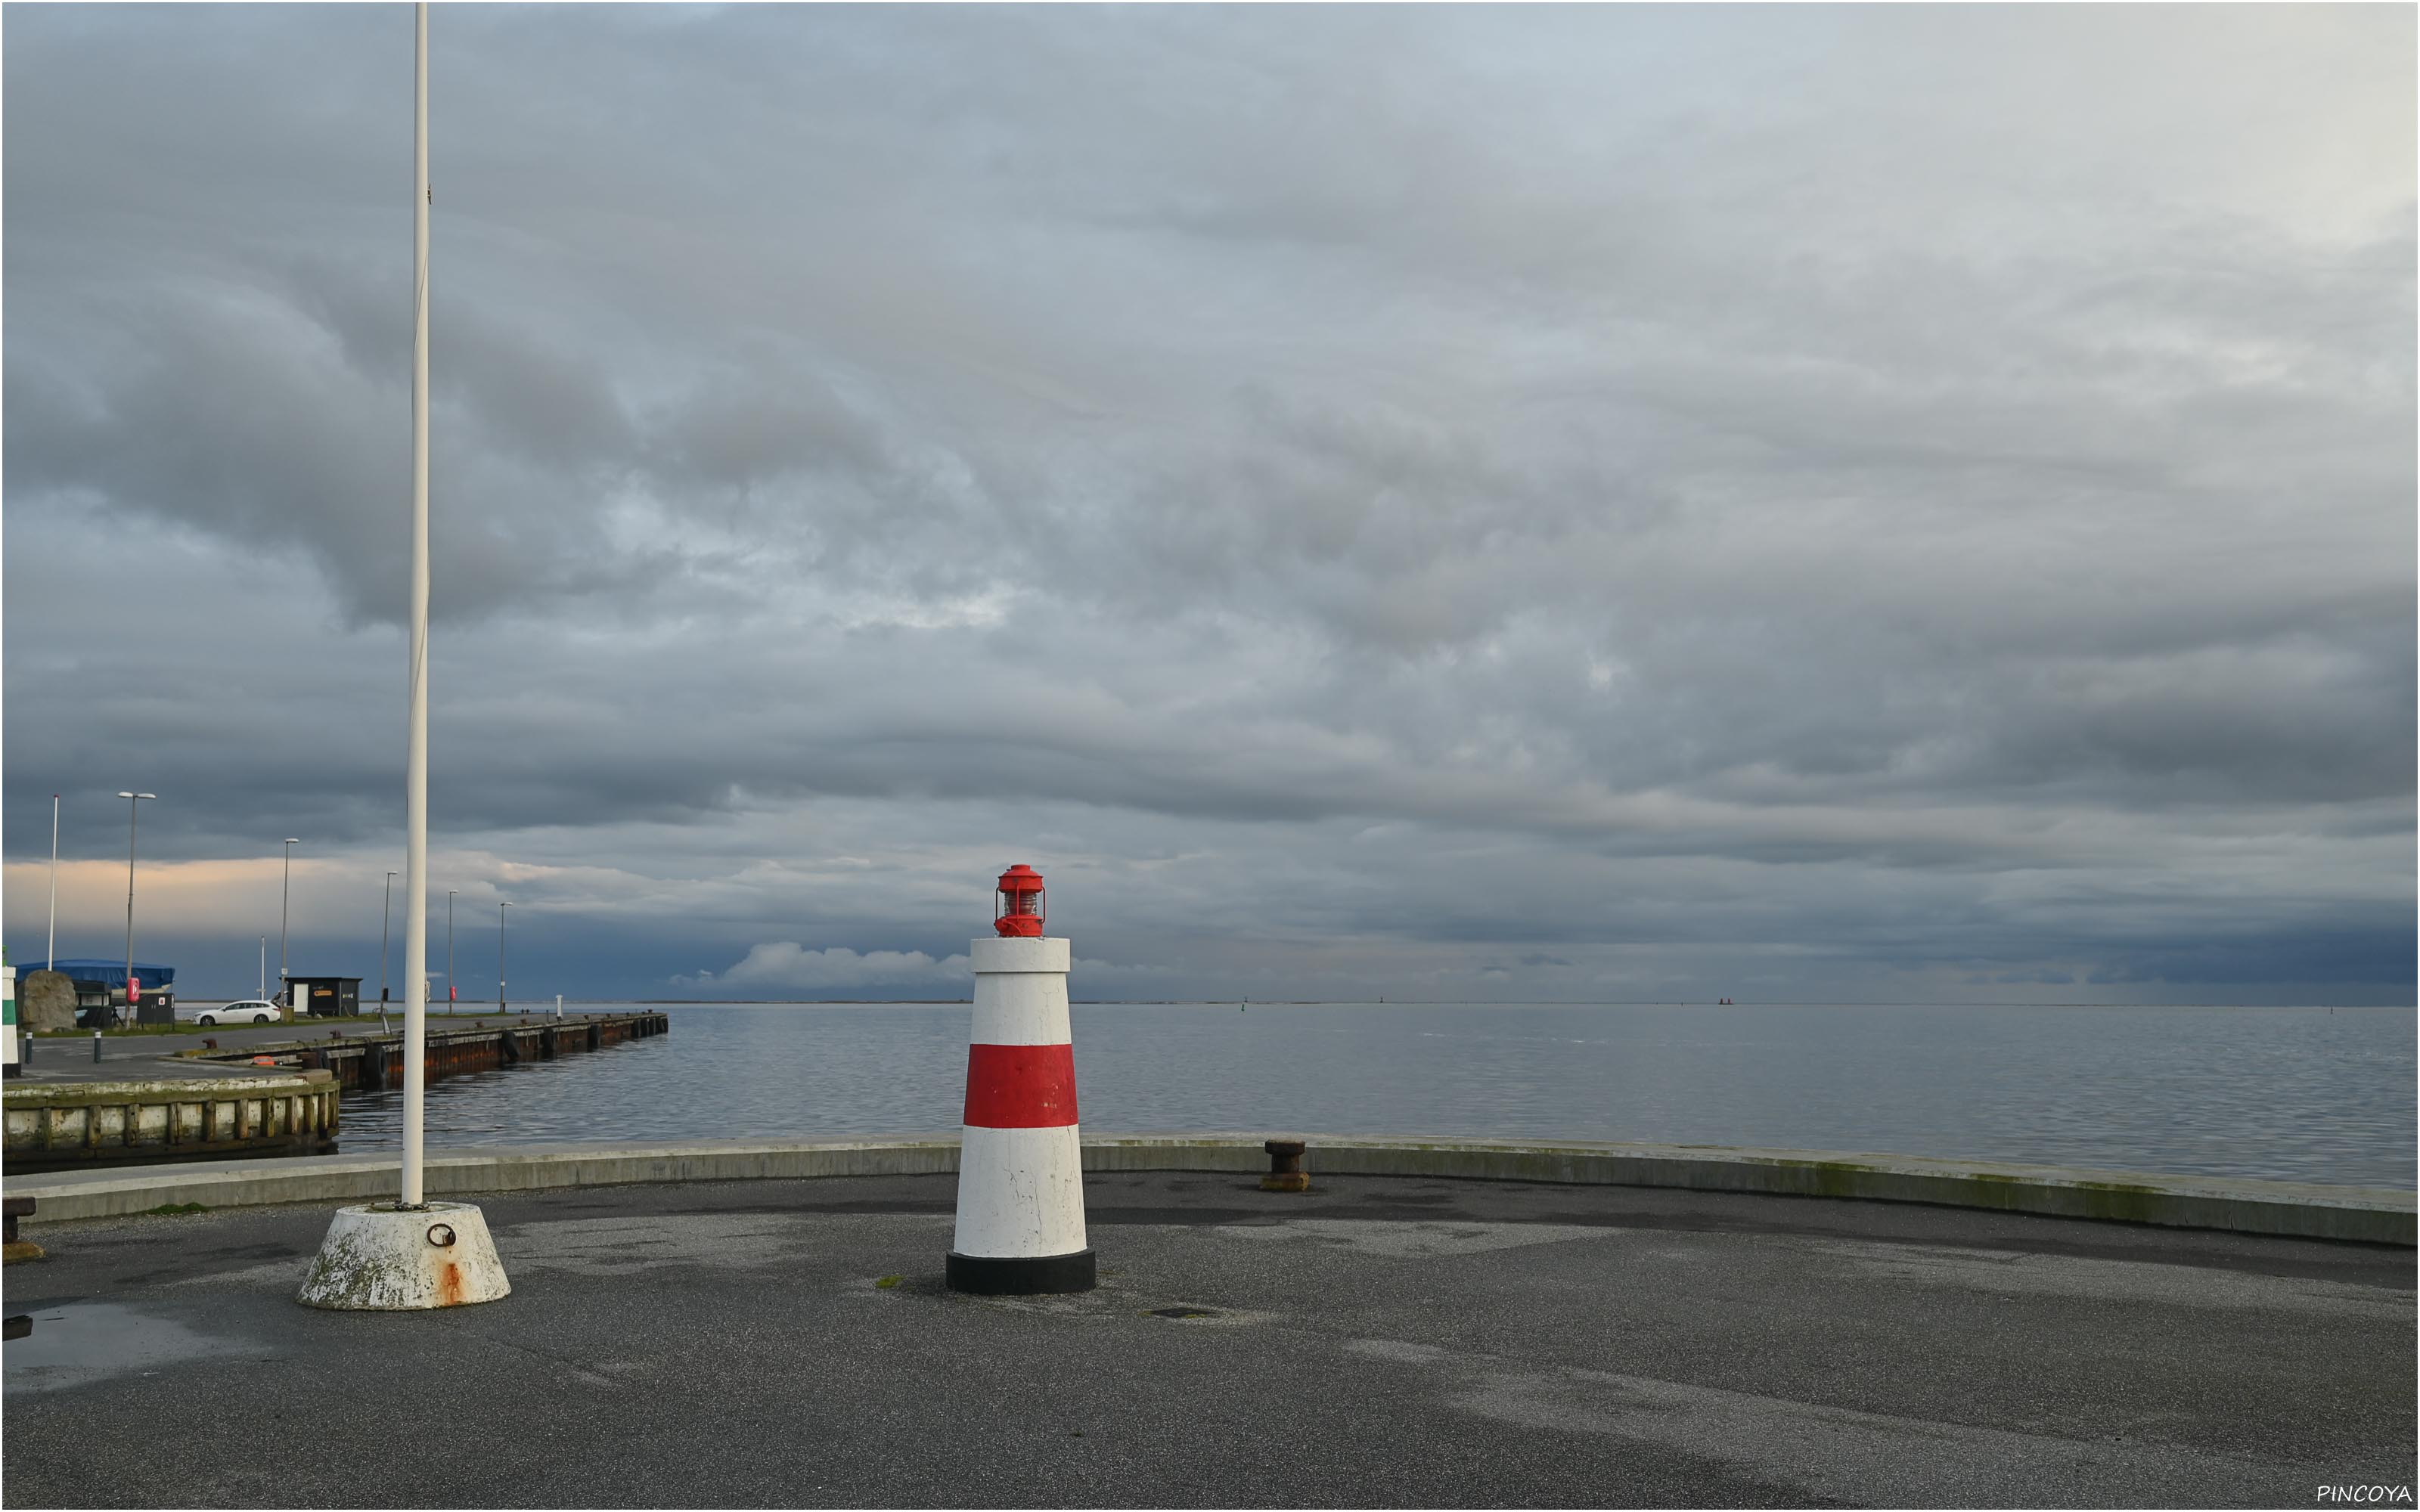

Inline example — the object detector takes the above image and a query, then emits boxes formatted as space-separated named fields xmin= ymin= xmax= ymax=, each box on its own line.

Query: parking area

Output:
xmin=3 ymin=1172 xmax=2411 ymax=1507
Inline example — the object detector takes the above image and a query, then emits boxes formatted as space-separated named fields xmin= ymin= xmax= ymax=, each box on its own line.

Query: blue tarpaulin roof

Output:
xmin=15 ymin=959 xmax=175 ymax=986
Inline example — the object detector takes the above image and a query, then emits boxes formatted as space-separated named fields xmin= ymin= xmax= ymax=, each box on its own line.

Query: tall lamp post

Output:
xmin=381 ymin=871 xmax=398 ymax=1005
xmin=117 ymin=792 xmax=156 ymax=1027
xmin=46 ymin=794 xmax=60 ymax=968
xmin=281 ymin=838 xmax=301 ymax=1014
xmin=446 ymin=889 xmax=458 ymax=1015
xmin=498 ymin=900 xmax=511 ymax=1012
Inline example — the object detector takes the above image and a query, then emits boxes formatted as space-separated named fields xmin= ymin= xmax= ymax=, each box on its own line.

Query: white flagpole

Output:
xmin=46 ymin=795 xmax=58 ymax=967
xmin=402 ymin=0 xmax=431 ymax=1208
xmin=298 ymin=4 xmax=505 ymax=1309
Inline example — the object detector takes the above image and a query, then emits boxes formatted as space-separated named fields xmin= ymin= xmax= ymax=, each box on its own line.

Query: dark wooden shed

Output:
xmin=290 ymin=976 xmax=361 ymax=1018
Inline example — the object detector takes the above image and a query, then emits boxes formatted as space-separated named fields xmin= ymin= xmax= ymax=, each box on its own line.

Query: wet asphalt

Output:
xmin=2 ymin=1173 xmax=2412 ymax=1507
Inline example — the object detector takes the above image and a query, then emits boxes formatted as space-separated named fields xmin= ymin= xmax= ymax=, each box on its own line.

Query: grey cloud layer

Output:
xmin=5 ymin=5 xmax=2410 ymax=1000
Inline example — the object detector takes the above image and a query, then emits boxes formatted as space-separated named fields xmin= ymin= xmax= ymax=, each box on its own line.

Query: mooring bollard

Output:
xmin=1262 ymin=1139 xmax=1310 ymax=1192
xmin=2 ymin=1195 xmax=42 ymax=1265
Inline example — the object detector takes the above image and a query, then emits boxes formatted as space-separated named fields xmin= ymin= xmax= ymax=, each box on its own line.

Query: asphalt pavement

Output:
xmin=3 ymin=1172 xmax=2411 ymax=1507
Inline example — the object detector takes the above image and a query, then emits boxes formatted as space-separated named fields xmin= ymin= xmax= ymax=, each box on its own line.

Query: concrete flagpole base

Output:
xmin=296 ymin=1200 xmax=510 ymax=1310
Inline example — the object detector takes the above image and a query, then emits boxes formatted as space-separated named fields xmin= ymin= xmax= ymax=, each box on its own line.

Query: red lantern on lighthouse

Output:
xmin=994 ymin=864 xmax=1047 ymax=938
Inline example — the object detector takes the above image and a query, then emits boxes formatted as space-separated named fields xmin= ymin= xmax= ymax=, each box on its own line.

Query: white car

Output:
xmin=181 ymin=999 xmax=282 ymax=1027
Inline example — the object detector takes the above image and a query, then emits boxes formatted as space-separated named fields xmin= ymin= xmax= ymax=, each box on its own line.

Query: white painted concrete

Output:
xmin=969 ymin=962 xmax=1073 ymax=1046
xmin=967 ymin=937 xmax=1071 ymax=975
xmin=953 ymin=936 xmax=1088 ymax=1261
xmin=295 ymin=1200 xmax=510 ymax=1310
xmin=954 ymin=1125 xmax=1089 ymax=1258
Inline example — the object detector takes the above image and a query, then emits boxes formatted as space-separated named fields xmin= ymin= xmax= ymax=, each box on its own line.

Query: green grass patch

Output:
xmin=874 ymin=1275 xmax=903 ymax=1289
xmin=147 ymin=1203 xmax=209 ymax=1216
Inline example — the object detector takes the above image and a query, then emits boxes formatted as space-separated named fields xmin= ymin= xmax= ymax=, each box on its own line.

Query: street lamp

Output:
xmin=498 ymin=900 xmax=512 ymax=1013
xmin=117 ymin=792 xmax=156 ymax=1027
xmin=281 ymin=838 xmax=301 ymax=1013
xmin=382 ymin=872 xmax=399 ymax=1005
xmin=446 ymin=888 xmax=457 ymax=1015
xmin=46 ymin=794 xmax=60 ymax=969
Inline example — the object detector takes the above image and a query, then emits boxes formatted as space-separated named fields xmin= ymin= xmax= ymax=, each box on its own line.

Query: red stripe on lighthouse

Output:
xmin=963 ymin=1043 xmax=1079 ymax=1128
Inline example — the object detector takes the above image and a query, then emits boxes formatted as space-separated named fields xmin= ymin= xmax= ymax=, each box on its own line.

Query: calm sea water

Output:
xmin=336 ymin=1002 xmax=2417 ymax=1188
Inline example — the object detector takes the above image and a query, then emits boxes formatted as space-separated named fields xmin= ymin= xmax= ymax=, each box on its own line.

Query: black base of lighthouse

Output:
xmin=945 ymin=1248 xmax=1096 ymax=1295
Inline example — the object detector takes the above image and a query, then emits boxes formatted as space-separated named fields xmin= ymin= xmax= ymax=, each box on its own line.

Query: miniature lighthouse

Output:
xmin=2 ymin=951 xmax=18 ymax=1080
xmin=947 ymin=865 xmax=1095 ymax=1294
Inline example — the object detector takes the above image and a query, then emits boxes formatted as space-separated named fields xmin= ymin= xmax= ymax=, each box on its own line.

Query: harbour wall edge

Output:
xmin=7 ymin=1133 xmax=2411 ymax=1245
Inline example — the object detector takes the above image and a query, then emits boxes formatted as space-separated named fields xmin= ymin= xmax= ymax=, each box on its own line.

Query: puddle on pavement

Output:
xmin=2 ymin=1301 xmax=247 ymax=1395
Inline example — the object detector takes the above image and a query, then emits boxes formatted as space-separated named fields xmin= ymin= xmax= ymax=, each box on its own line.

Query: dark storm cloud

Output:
xmin=5 ymin=5 xmax=2411 ymax=1001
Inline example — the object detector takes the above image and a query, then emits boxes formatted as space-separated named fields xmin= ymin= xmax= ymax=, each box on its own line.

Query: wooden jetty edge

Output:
xmin=177 ymin=1011 xmax=670 ymax=1092
xmin=2 ymin=1012 xmax=668 ymax=1173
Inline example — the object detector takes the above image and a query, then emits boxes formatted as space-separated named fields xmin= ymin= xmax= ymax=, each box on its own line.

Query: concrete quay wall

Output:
xmin=3 ymin=1070 xmax=341 ymax=1173
xmin=7 ymin=1132 xmax=2410 ymax=1245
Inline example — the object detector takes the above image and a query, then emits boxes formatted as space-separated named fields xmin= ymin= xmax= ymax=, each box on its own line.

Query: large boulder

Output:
xmin=19 ymin=971 xmax=77 ymax=1033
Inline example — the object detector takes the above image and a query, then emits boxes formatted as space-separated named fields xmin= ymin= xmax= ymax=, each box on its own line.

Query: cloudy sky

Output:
xmin=5 ymin=5 xmax=2412 ymax=1005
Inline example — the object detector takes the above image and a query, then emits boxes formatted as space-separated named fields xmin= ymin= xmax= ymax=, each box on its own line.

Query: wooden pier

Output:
xmin=2 ymin=1013 xmax=667 ymax=1173
xmin=183 ymin=1012 xmax=671 ymax=1093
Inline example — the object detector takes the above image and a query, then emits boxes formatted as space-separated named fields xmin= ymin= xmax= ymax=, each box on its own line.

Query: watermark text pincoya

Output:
xmin=2317 ymin=1487 xmax=2412 ymax=1504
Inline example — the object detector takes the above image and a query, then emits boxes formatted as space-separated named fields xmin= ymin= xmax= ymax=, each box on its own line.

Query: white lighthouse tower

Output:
xmin=947 ymin=865 xmax=1095 ymax=1294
